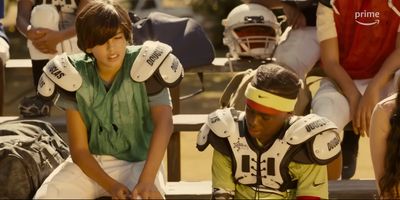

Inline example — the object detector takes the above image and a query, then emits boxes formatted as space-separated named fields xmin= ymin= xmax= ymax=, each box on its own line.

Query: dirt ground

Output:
xmin=3 ymin=68 xmax=375 ymax=181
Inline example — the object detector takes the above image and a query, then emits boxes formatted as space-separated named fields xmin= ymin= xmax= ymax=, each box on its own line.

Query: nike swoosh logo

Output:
xmin=258 ymin=95 xmax=268 ymax=99
xmin=355 ymin=19 xmax=380 ymax=26
xmin=312 ymin=182 xmax=325 ymax=187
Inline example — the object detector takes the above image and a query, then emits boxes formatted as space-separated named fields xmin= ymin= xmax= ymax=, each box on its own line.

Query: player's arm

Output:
xmin=211 ymin=150 xmax=236 ymax=200
xmin=132 ymin=103 xmax=173 ymax=199
xmin=66 ymin=109 xmax=131 ymax=198
xmin=291 ymin=162 xmax=328 ymax=199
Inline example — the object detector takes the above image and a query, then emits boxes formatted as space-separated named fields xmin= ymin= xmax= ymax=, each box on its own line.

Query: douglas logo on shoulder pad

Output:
xmin=146 ymin=46 xmax=164 ymax=66
xmin=48 ymin=65 xmax=65 ymax=79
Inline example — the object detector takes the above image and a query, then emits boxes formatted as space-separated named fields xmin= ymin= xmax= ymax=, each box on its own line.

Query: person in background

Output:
xmin=244 ymin=0 xmax=319 ymax=81
xmin=0 ymin=0 xmax=10 ymax=115
xmin=16 ymin=0 xmax=89 ymax=117
xmin=33 ymin=0 xmax=183 ymax=198
xmin=197 ymin=63 xmax=341 ymax=199
xmin=312 ymin=0 xmax=400 ymax=180
xmin=220 ymin=2 xmax=316 ymax=119
xmin=370 ymin=82 xmax=400 ymax=198
xmin=227 ymin=1 xmax=359 ymax=180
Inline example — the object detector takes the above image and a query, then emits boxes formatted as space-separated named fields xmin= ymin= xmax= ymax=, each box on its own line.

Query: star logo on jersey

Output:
xmin=233 ymin=138 xmax=248 ymax=152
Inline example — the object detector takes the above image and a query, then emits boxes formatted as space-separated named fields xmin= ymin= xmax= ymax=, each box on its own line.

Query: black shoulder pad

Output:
xmin=319 ymin=0 xmax=332 ymax=8
xmin=145 ymin=75 xmax=165 ymax=96
xmin=53 ymin=86 xmax=78 ymax=110
xmin=208 ymin=132 xmax=232 ymax=157
xmin=292 ymin=143 xmax=314 ymax=164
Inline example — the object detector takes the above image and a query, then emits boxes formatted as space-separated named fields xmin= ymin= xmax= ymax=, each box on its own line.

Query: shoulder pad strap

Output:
xmin=43 ymin=53 xmax=82 ymax=92
xmin=283 ymin=114 xmax=338 ymax=145
xmin=143 ymin=53 xmax=184 ymax=95
xmin=37 ymin=73 xmax=55 ymax=97
xmin=207 ymin=108 xmax=237 ymax=138
xmin=319 ymin=0 xmax=332 ymax=8
xmin=196 ymin=123 xmax=211 ymax=151
xmin=130 ymin=41 xmax=172 ymax=82
xmin=196 ymin=119 xmax=233 ymax=157
xmin=156 ymin=53 xmax=184 ymax=86
xmin=310 ymin=129 xmax=341 ymax=164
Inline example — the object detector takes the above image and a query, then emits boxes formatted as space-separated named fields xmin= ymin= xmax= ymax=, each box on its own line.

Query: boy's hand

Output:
xmin=347 ymin=90 xmax=362 ymax=134
xmin=109 ymin=182 xmax=132 ymax=200
xmin=355 ymin=86 xmax=380 ymax=137
xmin=28 ymin=27 xmax=58 ymax=54
xmin=35 ymin=29 xmax=62 ymax=53
xmin=132 ymin=182 xmax=162 ymax=199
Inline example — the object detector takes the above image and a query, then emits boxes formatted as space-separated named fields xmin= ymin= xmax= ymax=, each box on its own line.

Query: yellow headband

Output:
xmin=244 ymin=84 xmax=297 ymax=112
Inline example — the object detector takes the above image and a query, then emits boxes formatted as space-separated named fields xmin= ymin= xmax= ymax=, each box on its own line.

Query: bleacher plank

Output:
xmin=5 ymin=59 xmax=32 ymax=68
xmin=0 ymin=116 xmax=18 ymax=122
xmin=0 ymin=114 xmax=207 ymax=135
xmin=172 ymin=114 xmax=207 ymax=132
xmin=328 ymin=179 xmax=378 ymax=199
xmin=164 ymin=180 xmax=378 ymax=199
xmin=165 ymin=181 xmax=211 ymax=200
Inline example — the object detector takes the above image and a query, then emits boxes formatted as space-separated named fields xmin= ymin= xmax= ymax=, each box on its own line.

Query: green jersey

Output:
xmin=212 ymin=150 xmax=328 ymax=199
xmin=70 ymin=46 xmax=153 ymax=162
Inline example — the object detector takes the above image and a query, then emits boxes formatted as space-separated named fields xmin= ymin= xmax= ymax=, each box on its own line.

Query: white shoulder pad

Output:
xmin=37 ymin=73 xmax=55 ymax=97
xmin=312 ymin=129 xmax=341 ymax=162
xmin=196 ymin=123 xmax=211 ymax=151
xmin=283 ymin=114 xmax=338 ymax=145
xmin=157 ymin=53 xmax=184 ymax=85
xmin=207 ymin=108 xmax=236 ymax=138
xmin=43 ymin=53 xmax=82 ymax=92
xmin=130 ymin=41 xmax=172 ymax=82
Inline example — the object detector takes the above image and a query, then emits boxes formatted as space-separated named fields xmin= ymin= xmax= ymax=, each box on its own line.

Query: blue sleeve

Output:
xmin=149 ymin=88 xmax=172 ymax=107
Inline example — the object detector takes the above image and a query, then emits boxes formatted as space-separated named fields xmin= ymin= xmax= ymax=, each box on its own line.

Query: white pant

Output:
xmin=275 ymin=26 xmax=320 ymax=80
xmin=34 ymin=156 xmax=166 ymax=199
xmin=311 ymin=70 xmax=400 ymax=137
xmin=0 ymin=37 xmax=9 ymax=65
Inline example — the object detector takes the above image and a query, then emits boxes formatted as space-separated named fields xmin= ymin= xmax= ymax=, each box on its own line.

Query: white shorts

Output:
xmin=311 ymin=70 xmax=400 ymax=137
xmin=33 ymin=155 xmax=166 ymax=199
xmin=275 ymin=26 xmax=320 ymax=80
xmin=0 ymin=37 xmax=9 ymax=65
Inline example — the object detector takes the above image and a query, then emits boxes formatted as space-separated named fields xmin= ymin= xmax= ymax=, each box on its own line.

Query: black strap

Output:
xmin=319 ymin=0 xmax=332 ymax=8
xmin=179 ymin=72 xmax=205 ymax=100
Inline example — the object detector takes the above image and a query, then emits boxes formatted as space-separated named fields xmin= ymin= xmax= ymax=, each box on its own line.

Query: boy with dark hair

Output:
xmin=33 ymin=1 xmax=183 ymax=199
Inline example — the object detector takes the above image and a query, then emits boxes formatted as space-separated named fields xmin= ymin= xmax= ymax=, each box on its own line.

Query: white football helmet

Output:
xmin=222 ymin=3 xmax=281 ymax=60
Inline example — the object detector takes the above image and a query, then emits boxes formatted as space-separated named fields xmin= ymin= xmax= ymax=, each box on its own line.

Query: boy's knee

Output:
xmin=311 ymin=92 xmax=350 ymax=131
xmin=30 ymin=4 xmax=60 ymax=29
xmin=0 ymin=37 xmax=9 ymax=64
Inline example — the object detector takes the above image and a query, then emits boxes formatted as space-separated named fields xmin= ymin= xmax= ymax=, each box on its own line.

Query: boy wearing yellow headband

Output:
xmin=197 ymin=63 xmax=341 ymax=199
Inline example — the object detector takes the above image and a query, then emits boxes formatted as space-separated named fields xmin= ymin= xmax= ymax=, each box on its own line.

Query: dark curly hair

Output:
xmin=251 ymin=62 xmax=301 ymax=100
xmin=380 ymin=88 xmax=400 ymax=198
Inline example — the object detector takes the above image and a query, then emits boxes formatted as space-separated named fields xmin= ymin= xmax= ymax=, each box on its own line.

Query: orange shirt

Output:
xmin=333 ymin=0 xmax=400 ymax=79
